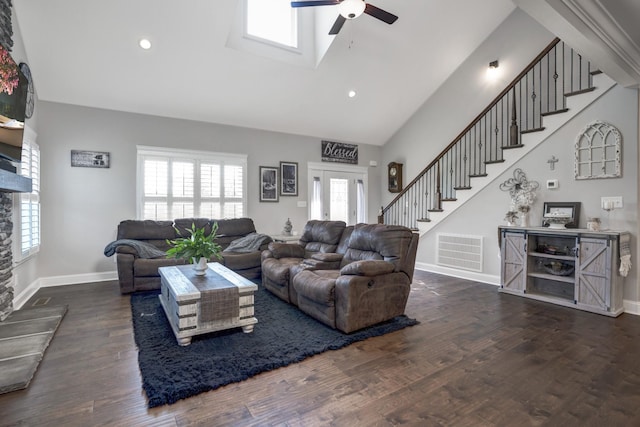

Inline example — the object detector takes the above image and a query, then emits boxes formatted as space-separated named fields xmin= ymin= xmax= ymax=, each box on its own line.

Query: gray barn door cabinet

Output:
xmin=499 ymin=226 xmax=629 ymax=317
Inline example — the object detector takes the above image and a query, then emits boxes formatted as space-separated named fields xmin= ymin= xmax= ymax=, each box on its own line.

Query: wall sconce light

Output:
xmin=487 ymin=60 xmax=500 ymax=80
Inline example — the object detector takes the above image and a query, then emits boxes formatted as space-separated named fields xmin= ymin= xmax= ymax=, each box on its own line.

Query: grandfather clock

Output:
xmin=388 ymin=162 xmax=403 ymax=193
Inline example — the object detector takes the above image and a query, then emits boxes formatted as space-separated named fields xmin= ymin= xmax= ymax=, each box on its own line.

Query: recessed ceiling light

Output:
xmin=139 ymin=39 xmax=152 ymax=50
xmin=348 ymin=90 xmax=356 ymax=98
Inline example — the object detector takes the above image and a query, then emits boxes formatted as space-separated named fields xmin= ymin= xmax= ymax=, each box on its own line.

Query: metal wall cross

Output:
xmin=547 ymin=155 xmax=558 ymax=170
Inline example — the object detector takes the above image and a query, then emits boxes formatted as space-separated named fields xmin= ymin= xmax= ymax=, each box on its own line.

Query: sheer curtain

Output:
xmin=310 ymin=176 xmax=322 ymax=220
xmin=356 ymin=179 xmax=365 ymax=224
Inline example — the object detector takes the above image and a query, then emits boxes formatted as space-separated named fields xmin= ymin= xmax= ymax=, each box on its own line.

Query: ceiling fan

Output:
xmin=290 ymin=0 xmax=398 ymax=35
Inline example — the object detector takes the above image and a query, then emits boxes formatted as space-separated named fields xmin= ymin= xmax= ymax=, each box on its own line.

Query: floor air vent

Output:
xmin=437 ymin=233 xmax=483 ymax=272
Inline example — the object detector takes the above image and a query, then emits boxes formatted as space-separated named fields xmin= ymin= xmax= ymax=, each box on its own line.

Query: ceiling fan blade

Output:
xmin=329 ymin=15 xmax=347 ymax=35
xmin=291 ymin=1 xmax=340 ymax=7
xmin=364 ymin=3 xmax=398 ymax=24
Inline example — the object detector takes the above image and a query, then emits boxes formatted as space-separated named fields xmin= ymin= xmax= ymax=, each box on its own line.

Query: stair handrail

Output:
xmin=380 ymin=37 xmax=561 ymax=220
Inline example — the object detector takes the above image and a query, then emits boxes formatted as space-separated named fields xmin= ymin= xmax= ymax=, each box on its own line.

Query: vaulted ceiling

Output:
xmin=13 ymin=0 xmax=516 ymax=146
xmin=13 ymin=1 xmax=638 ymax=147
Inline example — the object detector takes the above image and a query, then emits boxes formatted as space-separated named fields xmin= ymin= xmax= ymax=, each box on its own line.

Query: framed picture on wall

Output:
xmin=70 ymin=150 xmax=110 ymax=168
xmin=280 ymin=161 xmax=298 ymax=196
xmin=259 ymin=166 xmax=279 ymax=202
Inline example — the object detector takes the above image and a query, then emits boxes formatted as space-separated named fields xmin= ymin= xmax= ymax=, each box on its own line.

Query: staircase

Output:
xmin=378 ymin=38 xmax=616 ymax=234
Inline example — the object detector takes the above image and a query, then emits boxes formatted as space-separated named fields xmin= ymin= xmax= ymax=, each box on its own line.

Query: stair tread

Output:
xmin=521 ymin=127 xmax=546 ymax=134
xmin=485 ymin=159 xmax=505 ymax=164
xmin=590 ymin=69 xmax=602 ymax=75
xmin=416 ymin=218 xmax=431 ymax=223
xmin=453 ymin=186 xmax=472 ymax=190
xmin=541 ymin=108 xmax=569 ymax=116
xmin=469 ymin=173 xmax=488 ymax=178
xmin=565 ymin=87 xmax=595 ymax=97
xmin=427 ymin=209 xmax=444 ymax=212
xmin=502 ymin=144 xmax=524 ymax=150
xmin=442 ymin=198 xmax=457 ymax=202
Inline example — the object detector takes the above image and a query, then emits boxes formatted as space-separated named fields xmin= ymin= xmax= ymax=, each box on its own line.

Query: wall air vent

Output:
xmin=437 ymin=233 xmax=483 ymax=272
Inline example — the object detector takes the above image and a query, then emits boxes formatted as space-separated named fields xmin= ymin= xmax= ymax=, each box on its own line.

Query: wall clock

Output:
xmin=19 ymin=62 xmax=34 ymax=119
xmin=388 ymin=162 xmax=403 ymax=193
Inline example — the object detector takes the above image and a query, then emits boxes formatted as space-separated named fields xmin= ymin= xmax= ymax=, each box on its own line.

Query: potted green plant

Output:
xmin=166 ymin=222 xmax=223 ymax=276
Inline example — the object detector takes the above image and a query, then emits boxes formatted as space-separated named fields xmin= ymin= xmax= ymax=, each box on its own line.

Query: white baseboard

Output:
xmin=13 ymin=270 xmax=118 ymax=310
xmin=13 ymin=267 xmax=640 ymax=317
xmin=415 ymin=262 xmax=500 ymax=286
xmin=623 ymin=299 xmax=640 ymax=316
xmin=416 ymin=263 xmax=639 ymax=317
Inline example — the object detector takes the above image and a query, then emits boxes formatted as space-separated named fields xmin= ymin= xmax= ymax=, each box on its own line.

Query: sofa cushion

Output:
xmin=342 ymin=224 xmax=413 ymax=270
xmin=117 ymin=220 xmax=175 ymax=240
xmin=299 ymin=220 xmax=346 ymax=253
xmin=268 ymin=242 xmax=305 ymax=259
xmin=262 ymin=257 xmax=301 ymax=284
xmin=294 ymin=270 xmax=340 ymax=304
xmin=216 ymin=218 xmax=256 ymax=237
xmin=173 ymin=218 xmax=212 ymax=237
xmin=134 ymin=258 xmax=181 ymax=277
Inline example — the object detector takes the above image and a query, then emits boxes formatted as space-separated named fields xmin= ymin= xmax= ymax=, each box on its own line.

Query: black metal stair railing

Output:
xmin=379 ymin=38 xmax=597 ymax=229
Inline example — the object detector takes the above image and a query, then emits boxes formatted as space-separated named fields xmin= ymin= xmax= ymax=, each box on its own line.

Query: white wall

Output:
xmin=34 ymin=102 xmax=382 ymax=280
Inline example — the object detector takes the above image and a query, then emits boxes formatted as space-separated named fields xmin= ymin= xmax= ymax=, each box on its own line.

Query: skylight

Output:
xmin=245 ymin=0 xmax=298 ymax=49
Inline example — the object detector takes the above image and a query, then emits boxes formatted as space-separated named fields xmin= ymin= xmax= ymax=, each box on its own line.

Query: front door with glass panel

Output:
xmin=309 ymin=167 xmax=367 ymax=225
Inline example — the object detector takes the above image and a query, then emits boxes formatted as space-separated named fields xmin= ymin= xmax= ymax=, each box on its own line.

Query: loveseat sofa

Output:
xmin=261 ymin=220 xmax=352 ymax=304
xmin=262 ymin=222 xmax=418 ymax=333
xmin=113 ymin=217 xmax=270 ymax=294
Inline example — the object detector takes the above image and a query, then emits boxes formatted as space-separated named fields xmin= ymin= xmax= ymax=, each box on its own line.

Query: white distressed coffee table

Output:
xmin=158 ymin=262 xmax=257 ymax=346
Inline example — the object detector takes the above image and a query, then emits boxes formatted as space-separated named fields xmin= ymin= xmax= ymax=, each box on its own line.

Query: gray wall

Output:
xmin=10 ymin=8 xmax=40 ymax=298
xmin=419 ymin=84 xmax=638 ymax=300
xmin=382 ymin=9 xmax=554 ymax=198
xmin=33 ymin=103 xmax=381 ymax=282
xmin=382 ymin=9 xmax=639 ymax=303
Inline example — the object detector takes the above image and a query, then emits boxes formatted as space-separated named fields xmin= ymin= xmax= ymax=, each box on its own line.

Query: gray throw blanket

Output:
xmin=104 ymin=239 xmax=167 ymax=259
xmin=222 ymin=233 xmax=273 ymax=253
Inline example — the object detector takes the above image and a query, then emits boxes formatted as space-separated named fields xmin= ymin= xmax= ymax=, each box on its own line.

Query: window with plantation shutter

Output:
xmin=137 ymin=146 xmax=247 ymax=221
xmin=15 ymin=130 xmax=40 ymax=261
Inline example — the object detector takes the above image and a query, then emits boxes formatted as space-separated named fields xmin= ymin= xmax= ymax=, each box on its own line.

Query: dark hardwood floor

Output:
xmin=2 ymin=270 xmax=640 ymax=426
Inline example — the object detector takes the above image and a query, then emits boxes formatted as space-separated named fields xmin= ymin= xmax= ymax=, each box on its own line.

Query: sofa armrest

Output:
xmin=310 ymin=252 xmax=344 ymax=262
xmin=267 ymin=242 xmax=305 ymax=259
xmin=116 ymin=253 xmax=135 ymax=294
xmin=340 ymin=260 xmax=395 ymax=277
xmin=116 ymin=246 xmax=138 ymax=256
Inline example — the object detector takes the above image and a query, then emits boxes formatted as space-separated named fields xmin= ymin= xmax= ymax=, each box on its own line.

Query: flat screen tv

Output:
xmin=0 ymin=43 xmax=27 ymax=163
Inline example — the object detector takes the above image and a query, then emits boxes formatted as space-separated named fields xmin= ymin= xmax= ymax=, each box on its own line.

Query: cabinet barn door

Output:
xmin=576 ymin=238 xmax=611 ymax=311
xmin=501 ymin=232 xmax=526 ymax=293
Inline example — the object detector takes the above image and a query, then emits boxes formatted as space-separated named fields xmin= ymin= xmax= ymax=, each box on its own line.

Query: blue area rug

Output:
xmin=131 ymin=285 xmax=418 ymax=408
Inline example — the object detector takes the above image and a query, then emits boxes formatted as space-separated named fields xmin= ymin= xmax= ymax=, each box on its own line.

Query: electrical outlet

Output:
xmin=601 ymin=196 xmax=623 ymax=209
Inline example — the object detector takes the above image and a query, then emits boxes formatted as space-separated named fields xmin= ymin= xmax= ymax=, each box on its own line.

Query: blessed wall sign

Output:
xmin=321 ymin=141 xmax=358 ymax=164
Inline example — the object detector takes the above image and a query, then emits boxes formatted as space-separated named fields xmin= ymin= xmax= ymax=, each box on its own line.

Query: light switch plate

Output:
xmin=601 ymin=196 xmax=623 ymax=209
xmin=546 ymin=179 xmax=558 ymax=189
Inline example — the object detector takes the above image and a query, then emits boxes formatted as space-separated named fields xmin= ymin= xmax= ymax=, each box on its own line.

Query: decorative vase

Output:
xmin=283 ymin=218 xmax=292 ymax=236
xmin=193 ymin=257 xmax=208 ymax=276
xmin=520 ymin=212 xmax=529 ymax=227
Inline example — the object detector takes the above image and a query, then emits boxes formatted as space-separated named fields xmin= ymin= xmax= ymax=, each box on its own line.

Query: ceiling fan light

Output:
xmin=338 ymin=0 xmax=366 ymax=20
